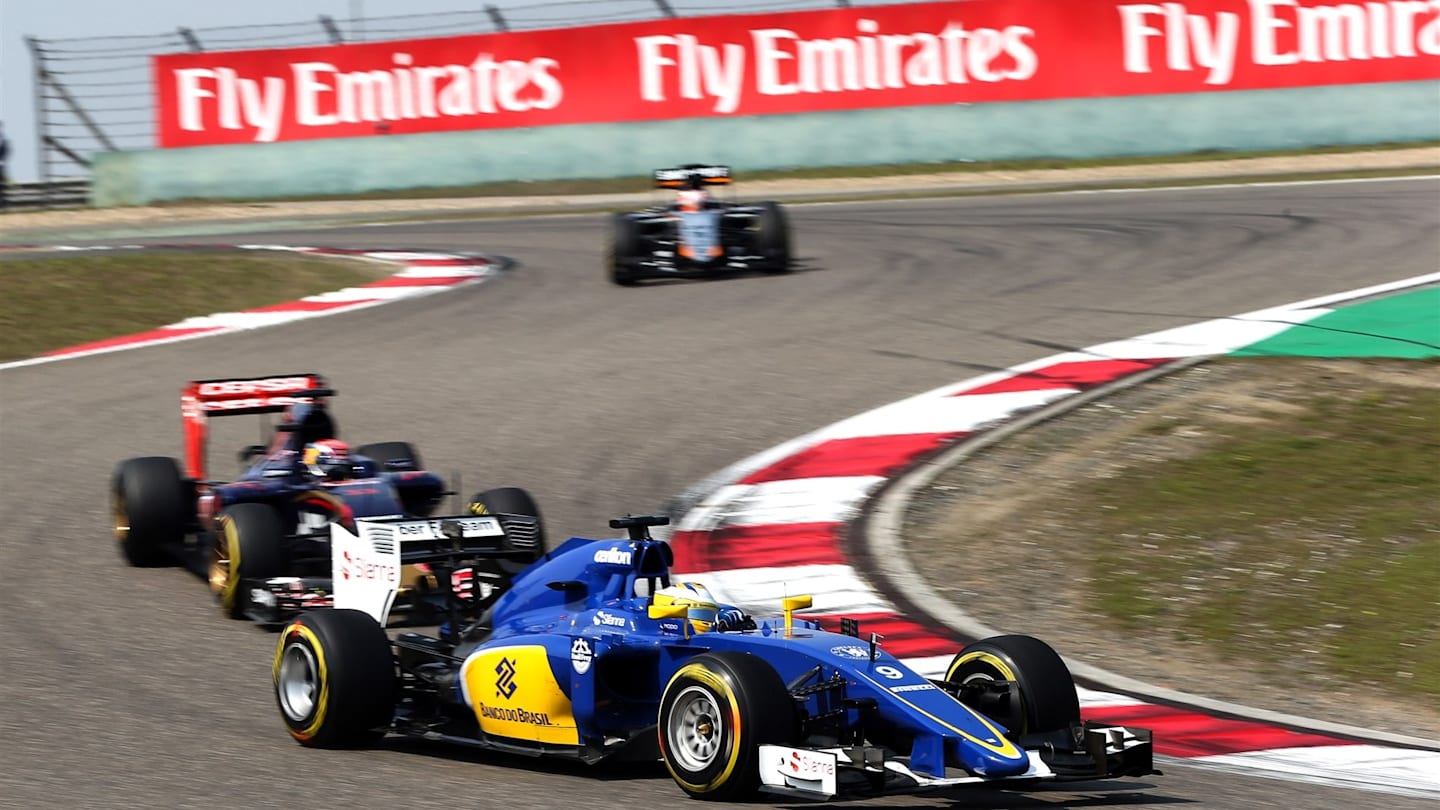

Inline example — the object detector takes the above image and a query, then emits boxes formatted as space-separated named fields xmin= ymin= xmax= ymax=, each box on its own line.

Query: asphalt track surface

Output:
xmin=3 ymin=178 xmax=1438 ymax=809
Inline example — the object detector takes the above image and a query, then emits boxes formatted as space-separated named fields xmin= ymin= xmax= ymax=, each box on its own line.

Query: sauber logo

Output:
xmin=494 ymin=657 xmax=518 ymax=699
xmin=339 ymin=549 xmax=398 ymax=583
xmin=592 ymin=548 xmax=632 ymax=565
xmin=196 ymin=376 xmax=313 ymax=397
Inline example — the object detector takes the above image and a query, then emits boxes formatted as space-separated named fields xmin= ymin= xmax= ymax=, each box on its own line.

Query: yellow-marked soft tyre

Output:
xmin=658 ymin=651 xmax=796 ymax=801
xmin=946 ymin=635 xmax=1080 ymax=736
xmin=111 ymin=456 xmax=188 ymax=567
xmin=212 ymin=503 xmax=288 ymax=619
xmin=273 ymin=608 xmax=396 ymax=748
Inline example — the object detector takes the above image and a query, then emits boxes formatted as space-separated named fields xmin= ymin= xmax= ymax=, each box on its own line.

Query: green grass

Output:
xmin=1078 ymin=365 xmax=1440 ymax=700
xmin=0 ymin=252 xmax=384 ymax=362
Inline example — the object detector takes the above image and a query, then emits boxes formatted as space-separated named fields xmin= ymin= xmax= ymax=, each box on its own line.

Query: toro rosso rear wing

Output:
xmin=181 ymin=373 xmax=332 ymax=479
xmin=330 ymin=515 xmax=539 ymax=628
xmin=654 ymin=164 xmax=732 ymax=189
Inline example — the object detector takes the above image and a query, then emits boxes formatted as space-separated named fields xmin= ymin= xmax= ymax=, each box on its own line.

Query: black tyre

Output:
xmin=945 ymin=635 xmax=1080 ymax=736
xmin=212 ymin=503 xmax=289 ymax=619
xmin=354 ymin=441 xmax=423 ymax=472
xmin=274 ymin=608 xmax=397 ymax=748
xmin=755 ymin=201 xmax=791 ymax=274
xmin=468 ymin=486 xmax=547 ymax=567
xmin=112 ymin=456 xmax=189 ymax=567
xmin=609 ymin=213 xmax=642 ymax=286
xmin=658 ymin=651 xmax=797 ymax=801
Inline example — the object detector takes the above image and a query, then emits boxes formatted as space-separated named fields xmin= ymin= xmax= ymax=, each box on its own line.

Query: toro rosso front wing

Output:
xmin=759 ymin=722 xmax=1155 ymax=800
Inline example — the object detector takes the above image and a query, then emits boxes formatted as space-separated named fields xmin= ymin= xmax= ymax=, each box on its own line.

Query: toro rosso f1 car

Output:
xmin=608 ymin=165 xmax=793 ymax=286
xmin=272 ymin=514 xmax=1156 ymax=801
xmin=111 ymin=373 xmax=543 ymax=623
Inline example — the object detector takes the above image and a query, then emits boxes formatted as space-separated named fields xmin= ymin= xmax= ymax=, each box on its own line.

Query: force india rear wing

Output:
xmin=653 ymin=165 xmax=732 ymax=189
xmin=181 ymin=373 xmax=332 ymax=480
xmin=330 ymin=515 xmax=537 ymax=625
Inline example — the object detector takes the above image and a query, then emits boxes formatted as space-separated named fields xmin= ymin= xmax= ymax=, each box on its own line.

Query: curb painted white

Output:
xmin=0 ymin=244 xmax=505 ymax=372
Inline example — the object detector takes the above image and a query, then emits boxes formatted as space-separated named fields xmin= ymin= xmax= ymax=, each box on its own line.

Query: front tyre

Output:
xmin=354 ymin=441 xmax=423 ymax=472
xmin=658 ymin=651 xmax=796 ymax=801
xmin=274 ymin=609 xmax=397 ymax=747
xmin=211 ymin=503 xmax=289 ymax=619
xmin=112 ymin=456 xmax=189 ymax=567
xmin=945 ymin=634 xmax=1080 ymax=736
xmin=609 ymin=213 xmax=642 ymax=286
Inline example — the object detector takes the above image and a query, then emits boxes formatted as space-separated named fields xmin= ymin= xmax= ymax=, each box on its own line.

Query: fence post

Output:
xmin=485 ymin=5 xmax=509 ymax=32
xmin=319 ymin=15 xmax=345 ymax=44
xmin=24 ymin=36 xmax=49 ymax=200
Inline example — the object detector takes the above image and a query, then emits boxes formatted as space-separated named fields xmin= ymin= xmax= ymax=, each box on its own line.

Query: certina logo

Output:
xmin=593 ymin=611 xmax=627 ymax=627
xmin=829 ymin=645 xmax=869 ymax=659
xmin=197 ymin=377 xmax=312 ymax=396
xmin=592 ymin=548 xmax=632 ymax=565
xmin=494 ymin=657 xmax=518 ymax=699
xmin=479 ymin=704 xmax=554 ymax=726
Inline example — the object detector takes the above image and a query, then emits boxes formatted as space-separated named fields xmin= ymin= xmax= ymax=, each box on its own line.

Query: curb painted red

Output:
xmin=0 ymin=244 xmax=501 ymax=370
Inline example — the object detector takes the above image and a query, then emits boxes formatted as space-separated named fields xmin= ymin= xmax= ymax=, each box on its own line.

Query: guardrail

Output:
xmin=3 ymin=179 xmax=91 ymax=211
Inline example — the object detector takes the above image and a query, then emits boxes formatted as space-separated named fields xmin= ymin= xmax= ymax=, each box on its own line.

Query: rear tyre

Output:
xmin=945 ymin=634 xmax=1080 ymax=736
xmin=468 ymin=486 xmax=547 ymax=567
xmin=354 ymin=441 xmax=422 ymax=472
xmin=658 ymin=651 xmax=797 ymax=801
xmin=609 ymin=213 xmax=642 ymax=286
xmin=112 ymin=456 xmax=188 ymax=567
xmin=755 ymin=202 xmax=792 ymax=274
xmin=274 ymin=608 xmax=397 ymax=748
xmin=212 ymin=503 xmax=289 ymax=619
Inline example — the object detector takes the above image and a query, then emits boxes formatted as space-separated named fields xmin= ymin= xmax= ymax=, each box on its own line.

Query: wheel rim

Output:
xmin=111 ymin=491 xmax=130 ymax=542
xmin=668 ymin=685 xmax=725 ymax=772
xmin=208 ymin=540 xmax=231 ymax=597
xmin=278 ymin=642 xmax=320 ymax=723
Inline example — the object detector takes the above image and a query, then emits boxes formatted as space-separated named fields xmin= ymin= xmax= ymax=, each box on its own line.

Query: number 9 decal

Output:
xmin=875 ymin=665 xmax=904 ymax=679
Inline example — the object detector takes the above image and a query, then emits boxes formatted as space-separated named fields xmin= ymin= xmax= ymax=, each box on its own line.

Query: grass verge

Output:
xmin=0 ymin=252 xmax=384 ymax=362
xmin=1075 ymin=359 xmax=1440 ymax=703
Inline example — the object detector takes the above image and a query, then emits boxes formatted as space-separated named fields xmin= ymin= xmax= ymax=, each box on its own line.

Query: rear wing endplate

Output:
xmin=654 ymin=165 xmax=732 ymax=189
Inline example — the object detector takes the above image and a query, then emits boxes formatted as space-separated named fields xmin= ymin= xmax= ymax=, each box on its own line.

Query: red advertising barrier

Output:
xmin=154 ymin=0 xmax=1440 ymax=147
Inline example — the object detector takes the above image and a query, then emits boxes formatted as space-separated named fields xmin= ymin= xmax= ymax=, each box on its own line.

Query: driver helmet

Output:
xmin=302 ymin=439 xmax=352 ymax=480
xmin=653 ymin=582 xmax=720 ymax=633
xmin=675 ymin=189 xmax=710 ymax=212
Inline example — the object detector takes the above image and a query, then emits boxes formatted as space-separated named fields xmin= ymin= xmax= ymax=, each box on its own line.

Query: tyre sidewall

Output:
xmin=215 ymin=503 xmax=288 ymax=618
xmin=273 ymin=609 xmax=396 ymax=747
xmin=658 ymin=652 xmax=795 ymax=800
xmin=112 ymin=457 xmax=188 ymax=567
xmin=945 ymin=635 xmax=1080 ymax=734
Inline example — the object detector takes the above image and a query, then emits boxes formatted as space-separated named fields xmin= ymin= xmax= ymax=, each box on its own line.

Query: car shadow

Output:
xmin=377 ymin=735 xmax=669 ymax=784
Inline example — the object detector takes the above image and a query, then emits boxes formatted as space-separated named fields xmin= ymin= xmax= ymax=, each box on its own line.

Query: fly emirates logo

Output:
xmin=636 ymin=17 xmax=1038 ymax=113
xmin=171 ymin=51 xmax=562 ymax=142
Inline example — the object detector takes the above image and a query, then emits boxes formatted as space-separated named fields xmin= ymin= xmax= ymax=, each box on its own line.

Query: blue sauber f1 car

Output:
xmin=608 ymin=164 xmax=793 ymax=286
xmin=111 ymin=373 xmax=543 ymax=624
xmin=272 ymin=514 xmax=1156 ymax=801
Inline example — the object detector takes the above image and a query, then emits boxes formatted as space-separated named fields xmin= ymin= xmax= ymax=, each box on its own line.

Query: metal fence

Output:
xmin=20 ymin=0 xmax=909 ymax=207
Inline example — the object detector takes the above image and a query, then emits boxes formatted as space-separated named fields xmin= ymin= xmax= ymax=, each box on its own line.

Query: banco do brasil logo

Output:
xmin=495 ymin=657 xmax=517 ymax=699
